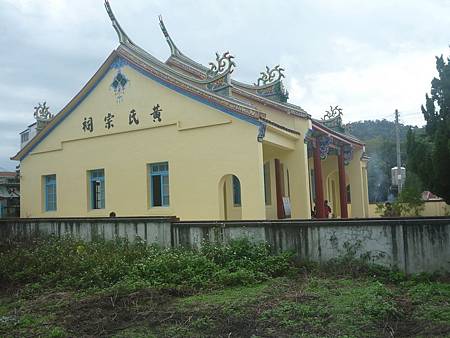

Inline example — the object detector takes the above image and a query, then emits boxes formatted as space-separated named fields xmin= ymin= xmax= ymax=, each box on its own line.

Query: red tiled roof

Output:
xmin=0 ymin=172 xmax=16 ymax=177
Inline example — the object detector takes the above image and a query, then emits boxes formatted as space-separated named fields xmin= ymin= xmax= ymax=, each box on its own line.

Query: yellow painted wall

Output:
xmin=19 ymin=56 xmax=365 ymax=221
xmin=368 ymin=201 xmax=450 ymax=217
xmin=20 ymin=62 xmax=268 ymax=220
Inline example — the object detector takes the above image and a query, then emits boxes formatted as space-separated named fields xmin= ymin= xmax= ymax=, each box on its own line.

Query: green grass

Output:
xmin=2 ymin=275 xmax=450 ymax=337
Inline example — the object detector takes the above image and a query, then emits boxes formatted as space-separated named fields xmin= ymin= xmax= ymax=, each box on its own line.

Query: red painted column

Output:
xmin=338 ymin=147 xmax=349 ymax=218
xmin=274 ymin=159 xmax=285 ymax=219
xmin=313 ymin=141 xmax=325 ymax=218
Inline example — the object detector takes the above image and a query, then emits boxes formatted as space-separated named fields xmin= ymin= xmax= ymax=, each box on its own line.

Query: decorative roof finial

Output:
xmin=323 ymin=105 xmax=343 ymax=121
xmin=158 ymin=15 xmax=182 ymax=56
xmin=104 ymin=0 xmax=133 ymax=45
xmin=322 ymin=105 xmax=344 ymax=132
xmin=34 ymin=101 xmax=54 ymax=132
xmin=34 ymin=102 xmax=53 ymax=121
xmin=206 ymin=52 xmax=235 ymax=78
xmin=254 ymin=65 xmax=285 ymax=86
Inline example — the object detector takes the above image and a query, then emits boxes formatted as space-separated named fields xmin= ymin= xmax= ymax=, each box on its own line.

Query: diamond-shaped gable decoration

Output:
xmin=110 ymin=70 xmax=129 ymax=102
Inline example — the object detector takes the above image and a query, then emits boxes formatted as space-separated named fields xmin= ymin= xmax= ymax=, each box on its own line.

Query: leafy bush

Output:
xmin=0 ymin=237 xmax=294 ymax=292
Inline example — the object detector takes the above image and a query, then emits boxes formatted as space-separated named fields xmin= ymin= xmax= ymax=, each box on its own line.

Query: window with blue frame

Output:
xmin=89 ymin=169 xmax=105 ymax=209
xmin=232 ymin=175 xmax=241 ymax=206
xmin=149 ymin=162 xmax=169 ymax=207
xmin=44 ymin=174 xmax=57 ymax=211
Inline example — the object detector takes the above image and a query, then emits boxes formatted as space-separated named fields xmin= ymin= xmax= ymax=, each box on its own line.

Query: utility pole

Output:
xmin=395 ymin=109 xmax=402 ymax=193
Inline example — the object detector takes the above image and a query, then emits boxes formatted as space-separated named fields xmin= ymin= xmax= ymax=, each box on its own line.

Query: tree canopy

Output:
xmin=407 ymin=53 xmax=450 ymax=203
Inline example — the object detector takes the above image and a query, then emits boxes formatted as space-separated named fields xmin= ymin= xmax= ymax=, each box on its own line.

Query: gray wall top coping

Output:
xmin=1 ymin=216 xmax=449 ymax=228
xmin=174 ymin=216 xmax=450 ymax=228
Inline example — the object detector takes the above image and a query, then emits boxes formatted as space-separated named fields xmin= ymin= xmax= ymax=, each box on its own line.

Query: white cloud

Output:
xmin=1 ymin=0 xmax=450 ymax=171
xmin=288 ymin=46 xmax=440 ymax=126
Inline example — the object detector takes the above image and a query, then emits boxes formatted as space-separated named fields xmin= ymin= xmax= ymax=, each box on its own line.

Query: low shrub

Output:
xmin=0 ymin=237 xmax=295 ymax=292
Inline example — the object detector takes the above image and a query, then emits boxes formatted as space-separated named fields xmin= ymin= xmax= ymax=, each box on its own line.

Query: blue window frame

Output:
xmin=149 ymin=162 xmax=169 ymax=207
xmin=44 ymin=174 xmax=57 ymax=211
xmin=89 ymin=169 xmax=105 ymax=209
xmin=232 ymin=175 xmax=241 ymax=206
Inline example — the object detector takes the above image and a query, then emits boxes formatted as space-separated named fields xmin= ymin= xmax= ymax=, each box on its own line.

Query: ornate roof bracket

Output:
xmin=318 ymin=135 xmax=332 ymax=160
xmin=104 ymin=0 xmax=134 ymax=45
xmin=257 ymin=124 xmax=267 ymax=142
xmin=252 ymin=65 xmax=289 ymax=103
xmin=158 ymin=15 xmax=183 ymax=56
xmin=343 ymin=144 xmax=354 ymax=165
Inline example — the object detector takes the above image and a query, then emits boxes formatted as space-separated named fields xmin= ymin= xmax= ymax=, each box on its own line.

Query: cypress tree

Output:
xmin=408 ymin=53 xmax=450 ymax=203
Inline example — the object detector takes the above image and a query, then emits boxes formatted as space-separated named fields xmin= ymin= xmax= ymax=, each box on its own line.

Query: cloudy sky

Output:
xmin=0 ymin=0 xmax=449 ymax=171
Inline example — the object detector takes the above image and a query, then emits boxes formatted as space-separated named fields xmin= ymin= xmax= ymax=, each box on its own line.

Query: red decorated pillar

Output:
xmin=338 ymin=146 xmax=349 ymax=218
xmin=313 ymin=140 xmax=325 ymax=218
xmin=274 ymin=159 xmax=285 ymax=219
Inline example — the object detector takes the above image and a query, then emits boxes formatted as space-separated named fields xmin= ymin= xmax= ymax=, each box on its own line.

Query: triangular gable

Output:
xmin=12 ymin=48 xmax=265 ymax=161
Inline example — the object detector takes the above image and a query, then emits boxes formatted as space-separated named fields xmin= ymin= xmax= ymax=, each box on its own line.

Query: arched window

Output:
xmin=232 ymin=175 xmax=241 ymax=206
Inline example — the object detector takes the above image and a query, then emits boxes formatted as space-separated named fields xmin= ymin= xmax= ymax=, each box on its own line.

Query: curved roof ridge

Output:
xmin=103 ymin=2 xmax=264 ymax=120
xmin=167 ymin=54 xmax=309 ymax=118
xmin=104 ymin=0 xmax=133 ymax=45
xmin=158 ymin=15 xmax=183 ymax=57
xmin=118 ymin=44 xmax=263 ymax=117
xmin=312 ymin=118 xmax=364 ymax=146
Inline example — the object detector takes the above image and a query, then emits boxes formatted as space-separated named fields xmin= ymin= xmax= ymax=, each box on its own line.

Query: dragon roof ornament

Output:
xmin=323 ymin=105 xmax=343 ymax=120
xmin=203 ymin=52 xmax=235 ymax=95
xmin=254 ymin=65 xmax=285 ymax=86
xmin=34 ymin=102 xmax=53 ymax=121
xmin=206 ymin=52 xmax=235 ymax=78
xmin=158 ymin=15 xmax=183 ymax=56
xmin=33 ymin=101 xmax=54 ymax=132
xmin=321 ymin=105 xmax=344 ymax=132
xmin=248 ymin=65 xmax=288 ymax=103
xmin=104 ymin=0 xmax=133 ymax=45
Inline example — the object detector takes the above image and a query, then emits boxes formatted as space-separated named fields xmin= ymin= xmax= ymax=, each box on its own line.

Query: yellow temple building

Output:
xmin=12 ymin=1 xmax=369 ymax=220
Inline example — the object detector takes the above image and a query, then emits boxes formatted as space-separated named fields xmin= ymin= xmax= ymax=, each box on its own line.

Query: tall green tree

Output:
xmin=407 ymin=53 xmax=450 ymax=203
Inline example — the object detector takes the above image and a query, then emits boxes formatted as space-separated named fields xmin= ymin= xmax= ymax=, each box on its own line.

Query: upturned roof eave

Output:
xmin=311 ymin=119 xmax=365 ymax=147
xmin=166 ymin=53 xmax=310 ymax=119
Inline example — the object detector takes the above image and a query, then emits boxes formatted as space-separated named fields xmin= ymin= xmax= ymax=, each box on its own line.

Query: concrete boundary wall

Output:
xmin=1 ymin=217 xmax=449 ymax=274
xmin=0 ymin=217 xmax=176 ymax=248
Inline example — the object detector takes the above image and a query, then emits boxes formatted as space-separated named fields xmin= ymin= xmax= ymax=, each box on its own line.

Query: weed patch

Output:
xmin=1 ymin=237 xmax=449 ymax=337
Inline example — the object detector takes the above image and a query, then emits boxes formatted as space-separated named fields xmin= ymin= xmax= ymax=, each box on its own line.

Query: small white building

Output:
xmin=0 ymin=172 xmax=20 ymax=218
xmin=20 ymin=122 xmax=38 ymax=149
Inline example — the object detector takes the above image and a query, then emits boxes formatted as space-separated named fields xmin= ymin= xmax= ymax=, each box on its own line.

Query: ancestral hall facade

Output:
xmin=13 ymin=1 xmax=369 ymax=220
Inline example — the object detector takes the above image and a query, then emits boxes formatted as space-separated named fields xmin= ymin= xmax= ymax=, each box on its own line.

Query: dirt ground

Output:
xmin=1 ymin=275 xmax=449 ymax=337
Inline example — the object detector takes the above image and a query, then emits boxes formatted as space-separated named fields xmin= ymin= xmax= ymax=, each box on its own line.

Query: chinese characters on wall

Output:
xmin=81 ymin=106 xmax=163 ymax=133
